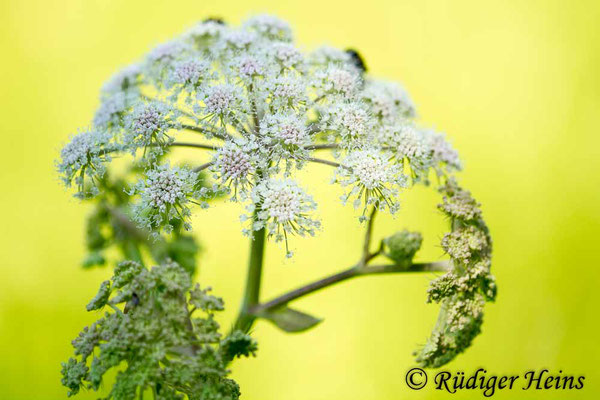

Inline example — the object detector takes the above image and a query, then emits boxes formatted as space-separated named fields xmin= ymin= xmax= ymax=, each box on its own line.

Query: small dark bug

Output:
xmin=124 ymin=292 xmax=140 ymax=314
xmin=203 ymin=17 xmax=226 ymax=25
xmin=345 ymin=49 xmax=367 ymax=73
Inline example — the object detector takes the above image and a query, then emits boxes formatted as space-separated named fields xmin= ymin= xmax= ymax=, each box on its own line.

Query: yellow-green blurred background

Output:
xmin=1 ymin=0 xmax=599 ymax=399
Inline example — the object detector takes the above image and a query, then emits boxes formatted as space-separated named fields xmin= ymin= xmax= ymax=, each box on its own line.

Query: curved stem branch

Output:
xmin=250 ymin=261 xmax=449 ymax=314
xmin=180 ymin=124 xmax=231 ymax=141
xmin=304 ymin=144 xmax=339 ymax=150
xmin=306 ymin=157 xmax=341 ymax=168
xmin=193 ymin=161 xmax=214 ymax=173
xmin=170 ymin=142 xmax=220 ymax=151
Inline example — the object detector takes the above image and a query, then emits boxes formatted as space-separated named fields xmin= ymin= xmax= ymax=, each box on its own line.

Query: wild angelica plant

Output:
xmin=57 ymin=14 xmax=496 ymax=398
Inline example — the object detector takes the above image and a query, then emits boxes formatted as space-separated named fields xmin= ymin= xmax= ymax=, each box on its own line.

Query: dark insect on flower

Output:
xmin=204 ymin=17 xmax=226 ymax=25
xmin=124 ymin=292 xmax=139 ymax=314
xmin=345 ymin=48 xmax=367 ymax=72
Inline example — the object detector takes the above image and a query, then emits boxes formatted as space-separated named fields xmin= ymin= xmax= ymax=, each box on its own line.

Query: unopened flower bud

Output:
xmin=383 ymin=230 xmax=423 ymax=267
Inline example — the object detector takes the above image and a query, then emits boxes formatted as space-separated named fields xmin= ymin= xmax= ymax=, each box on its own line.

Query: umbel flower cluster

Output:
xmin=57 ymin=14 xmax=496 ymax=398
xmin=57 ymin=14 xmax=461 ymax=249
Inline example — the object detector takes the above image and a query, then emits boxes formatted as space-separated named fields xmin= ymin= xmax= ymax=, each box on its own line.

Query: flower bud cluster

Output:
xmin=61 ymin=260 xmax=256 ymax=398
xmin=383 ymin=230 xmax=423 ymax=267
xmin=416 ymin=179 xmax=496 ymax=368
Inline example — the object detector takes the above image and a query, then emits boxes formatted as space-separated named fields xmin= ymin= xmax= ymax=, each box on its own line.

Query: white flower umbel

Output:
xmin=258 ymin=111 xmax=311 ymax=171
xmin=320 ymin=101 xmax=374 ymax=146
xmin=57 ymin=129 xmax=115 ymax=198
xmin=236 ymin=55 xmax=265 ymax=80
xmin=336 ymin=149 xmax=407 ymax=215
xmin=167 ymin=58 xmax=211 ymax=92
xmin=94 ymin=91 xmax=140 ymax=131
xmin=59 ymin=14 xmax=468 ymax=245
xmin=124 ymin=101 xmax=177 ymax=157
xmin=265 ymin=75 xmax=306 ymax=110
xmin=247 ymin=179 xmax=320 ymax=256
xmin=308 ymin=45 xmax=352 ymax=66
xmin=213 ymin=140 xmax=257 ymax=200
xmin=201 ymin=83 xmax=246 ymax=125
xmin=425 ymin=130 xmax=462 ymax=173
xmin=100 ymin=64 xmax=142 ymax=96
xmin=313 ymin=65 xmax=361 ymax=99
xmin=271 ymin=42 xmax=304 ymax=70
xmin=379 ymin=124 xmax=432 ymax=182
xmin=130 ymin=163 xmax=204 ymax=235
xmin=243 ymin=14 xmax=293 ymax=42
xmin=362 ymin=78 xmax=416 ymax=123
xmin=183 ymin=20 xmax=226 ymax=45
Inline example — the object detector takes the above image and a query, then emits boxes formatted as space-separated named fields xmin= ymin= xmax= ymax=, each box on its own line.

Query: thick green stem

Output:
xmin=234 ymin=221 xmax=267 ymax=333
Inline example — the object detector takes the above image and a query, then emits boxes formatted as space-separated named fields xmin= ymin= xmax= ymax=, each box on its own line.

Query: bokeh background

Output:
xmin=1 ymin=0 xmax=599 ymax=399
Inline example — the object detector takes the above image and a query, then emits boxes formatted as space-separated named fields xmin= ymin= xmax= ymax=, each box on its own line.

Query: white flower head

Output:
xmin=224 ymin=29 xmax=257 ymax=50
xmin=236 ymin=55 xmax=264 ymax=79
xmin=425 ymin=130 xmax=462 ymax=173
xmin=260 ymin=112 xmax=309 ymax=147
xmin=183 ymin=20 xmax=227 ymax=45
xmin=394 ymin=125 xmax=429 ymax=159
xmin=336 ymin=149 xmax=407 ymax=214
xmin=145 ymin=40 xmax=195 ymax=85
xmin=168 ymin=58 xmax=211 ymax=89
xmin=213 ymin=140 xmax=257 ymax=200
xmin=131 ymin=163 xmax=203 ymax=234
xmin=363 ymin=79 xmax=416 ymax=122
xmin=314 ymin=65 xmax=361 ymax=99
xmin=258 ymin=111 xmax=310 ymax=172
xmin=57 ymin=129 xmax=114 ymax=198
xmin=147 ymin=40 xmax=190 ymax=64
xmin=247 ymin=179 xmax=320 ymax=255
xmin=124 ymin=101 xmax=176 ymax=156
xmin=243 ymin=14 xmax=293 ymax=42
xmin=308 ymin=45 xmax=352 ymax=66
xmin=201 ymin=83 xmax=245 ymax=121
xmin=321 ymin=101 xmax=374 ymax=145
xmin=94 ymin=91 xmax=139 ymax=131
xmin=380 ymin=124 xmax=432 ymax=180
xmin=266 ymin=75 xmax=306 ymax=109
xmin=271 ymin=42 xmax=304 ymax=70
xmin=100 ymin=64 xmax=142 ymax=96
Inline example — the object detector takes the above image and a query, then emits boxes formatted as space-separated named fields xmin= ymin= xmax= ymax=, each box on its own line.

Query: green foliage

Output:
xmin=61 ymin=261 xmax=257 ymax=399
xmin=220 ymin=331 xmax=258 ymax=362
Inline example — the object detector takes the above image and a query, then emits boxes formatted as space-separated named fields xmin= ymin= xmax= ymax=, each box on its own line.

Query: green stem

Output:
xmin=249 ymin=261 xmax=449 ymax=315
xmin=232 ymin=82 xmax=267 ymax=334
xmin=234 ymin=217 xmax=267 ymax=333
